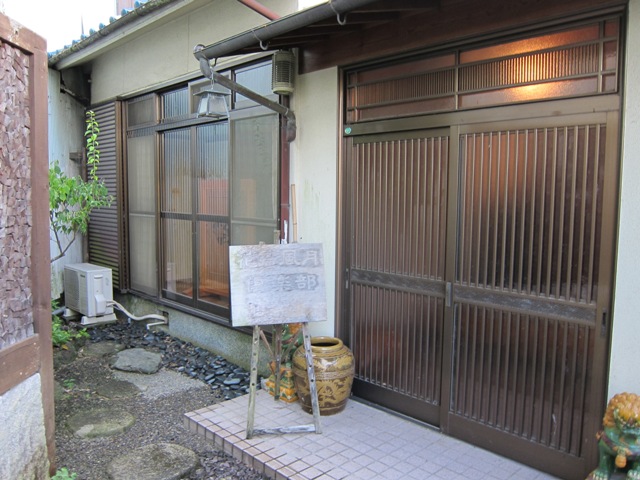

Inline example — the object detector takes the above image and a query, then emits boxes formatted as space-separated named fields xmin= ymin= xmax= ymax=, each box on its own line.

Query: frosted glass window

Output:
xmin=127 ymin=136 xmax=156 ymax=213
xmin=127 ymin=133 xmax=157 ymax=295
xmin=127 ymin=94 xmax=156 ymax=127
xmin=231 ymin=113 xmax=278 ymax=225
xmin=163 ymin=129 xmax=192 ymax=214
xmin=162 ymin=87 xmax=189 ymax=121
xmin=124 ymin=59 xmax=278 ymax=314
xmin=129 ymin=215 xmax=157 ymax=295
xmin=162 ymin=218 xmax=193 ymax=297
xmin=235 ymin=62 xmax=274 ymax=106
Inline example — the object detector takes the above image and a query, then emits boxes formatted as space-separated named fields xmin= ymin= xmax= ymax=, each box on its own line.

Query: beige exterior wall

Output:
xmin=89 ymin=0 xmax=295 ymax=103
xmin=609 ymin=0 xmax=640 ymax=399
xmin=290 ymin=66 xmax=340 ymax=337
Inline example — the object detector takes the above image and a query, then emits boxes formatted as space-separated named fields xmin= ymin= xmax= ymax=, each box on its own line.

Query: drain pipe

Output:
xmin=195 ymin=52 xmax=297 ymax=142
xmin=236 ymin=0 xmax=280 ymax=20
xmin=107 ymin=300 xmax=168 ymax=330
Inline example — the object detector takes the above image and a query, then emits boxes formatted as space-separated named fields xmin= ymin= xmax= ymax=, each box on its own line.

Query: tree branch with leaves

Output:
xmin=49 ymin=110 xmax=113 ymax=263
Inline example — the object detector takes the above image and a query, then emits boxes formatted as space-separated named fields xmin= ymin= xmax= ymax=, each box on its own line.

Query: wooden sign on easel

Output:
xmin=228 ymin=243 xmax=326 ymax=438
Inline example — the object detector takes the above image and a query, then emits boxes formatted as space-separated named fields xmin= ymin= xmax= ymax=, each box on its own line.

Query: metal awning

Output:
xmin=193 ymin=0 xmax=436 ymax=63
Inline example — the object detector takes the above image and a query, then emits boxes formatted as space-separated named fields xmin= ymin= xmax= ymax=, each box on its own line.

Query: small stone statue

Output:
xmin=590 ymin=392 xmax=640 ymax=480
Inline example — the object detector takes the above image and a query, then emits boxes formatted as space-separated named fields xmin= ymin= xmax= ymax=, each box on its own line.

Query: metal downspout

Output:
xmin=193 ymin=0 xmax=379 ymax=62
xmin=279 ymin=95 xmax=291 ymax=243
xmin=236 ymin=0 xmax=281 ymax=20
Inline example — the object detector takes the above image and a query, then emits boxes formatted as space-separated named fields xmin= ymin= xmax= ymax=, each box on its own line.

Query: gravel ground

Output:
xmin=53 ymin=319 xmax=268 ymax=480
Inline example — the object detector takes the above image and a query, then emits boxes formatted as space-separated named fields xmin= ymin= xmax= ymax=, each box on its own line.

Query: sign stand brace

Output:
xmin=246 ymin=322 xmax=322 ymax=438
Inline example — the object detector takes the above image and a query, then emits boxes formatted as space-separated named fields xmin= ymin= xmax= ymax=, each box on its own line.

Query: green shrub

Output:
xmin=51 ymin=300 xmax=89 ymax=348
xmin=51 ymin=467 xmax=77 ymax=479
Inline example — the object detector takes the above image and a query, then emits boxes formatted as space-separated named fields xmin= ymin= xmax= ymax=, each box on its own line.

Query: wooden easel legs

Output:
xmin=246 ymin=323 xmax=322 ymax=439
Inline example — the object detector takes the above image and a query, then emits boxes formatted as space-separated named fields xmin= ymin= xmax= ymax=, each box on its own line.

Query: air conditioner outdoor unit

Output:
xmin=63 ymin=263 xmax=117 ymax=326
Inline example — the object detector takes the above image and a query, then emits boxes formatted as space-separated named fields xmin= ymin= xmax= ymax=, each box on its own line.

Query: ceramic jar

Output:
xmin=292 ymin=336 xmax=355 ymax=415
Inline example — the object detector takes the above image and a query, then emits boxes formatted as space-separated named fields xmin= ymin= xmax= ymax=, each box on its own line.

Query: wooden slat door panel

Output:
xmin=446 ymin=117 xmax=613 ymax=478
xmin=347 ymin=131 xmax=449 ymax=424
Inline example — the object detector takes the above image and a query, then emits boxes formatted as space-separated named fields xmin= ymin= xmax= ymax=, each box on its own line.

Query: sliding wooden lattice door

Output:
xmin=445 ymin=114 xmax=616 ymax=478
xmin=347 ymin=130 xmax=450 ymax=425
xmin=344 ymin=109 xmax=617 ymax=479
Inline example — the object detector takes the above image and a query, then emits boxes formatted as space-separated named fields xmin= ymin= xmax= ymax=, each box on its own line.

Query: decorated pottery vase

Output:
xmin=292 ymin=336 xmax=355 ymax=415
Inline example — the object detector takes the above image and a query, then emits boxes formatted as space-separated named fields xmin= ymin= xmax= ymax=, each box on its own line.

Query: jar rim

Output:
xmin=310 ymin=336 xmax=344 ymax=351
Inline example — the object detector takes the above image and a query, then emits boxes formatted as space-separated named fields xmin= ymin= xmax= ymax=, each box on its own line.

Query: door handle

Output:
xmin=446 ymin=282 xmax=452 ymax=307
xmin=601 ymin=309 xmax=608 ymax=337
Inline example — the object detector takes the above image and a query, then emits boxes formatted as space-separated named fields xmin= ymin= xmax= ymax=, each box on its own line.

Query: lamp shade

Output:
xmin=194 ymin=84 xmax=230 ymax=118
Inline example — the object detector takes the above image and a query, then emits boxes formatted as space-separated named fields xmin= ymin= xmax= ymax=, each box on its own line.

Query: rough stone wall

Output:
xmin=0 ymin=40 xmax=34 ymax=350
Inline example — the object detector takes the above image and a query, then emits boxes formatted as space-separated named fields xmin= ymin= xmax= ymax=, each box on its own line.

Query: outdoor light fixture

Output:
xmin=193 ymin=44 xmax=297 ymax=142
xmin=194 ymin=82 xmax=230 ymax=118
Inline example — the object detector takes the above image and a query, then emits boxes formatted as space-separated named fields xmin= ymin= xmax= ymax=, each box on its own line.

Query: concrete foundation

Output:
xmin=114 ymin=293 xmax=273 ymax=377
xmin=0 ymin=374 xmax=49 ymax=480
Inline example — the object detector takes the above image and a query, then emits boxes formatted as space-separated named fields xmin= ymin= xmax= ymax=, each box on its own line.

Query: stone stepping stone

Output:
xmin=67 ymin=407 xmax=136 ymax=439
xmin=111 ymin=348 xmax=162 ymax=374
xmin=95 ymin=379 xmax=140 ymax=399
xmin=82 ymin=341 xmax=125 ymax=358
xmin=107 ymin=443 xmax=199 ymax=480
xmin=113 ymin=369 xmax=204 ymax=400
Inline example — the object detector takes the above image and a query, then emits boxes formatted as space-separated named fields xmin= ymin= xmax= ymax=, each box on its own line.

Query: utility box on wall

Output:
xmin=63 ymin=263 xmax=117 ymax=326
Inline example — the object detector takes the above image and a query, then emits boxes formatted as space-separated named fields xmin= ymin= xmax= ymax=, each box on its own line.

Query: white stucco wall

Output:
xmin=48 ymin=69 xmax=87 ymax=298
xmin=0 ymin=374 xmax=49 ymax=479
xmin=290 ymin=66 xmax=339 ymax=337
xmin=608 ymin=0 xmax=640 ymax=399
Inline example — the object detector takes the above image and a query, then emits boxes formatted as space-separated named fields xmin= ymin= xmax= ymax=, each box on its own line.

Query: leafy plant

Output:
xmin=49 ymin=110 xmax=113 ymax=262
xmin=52 ymin=315 xmax=73 ymax=348
xmin=51 ymin=467 xmax=77 ymax=480
xmin=62 ymin=378 xmax=76 ymax=390
xmin=51 ymin=303 xmax=89 ymax=348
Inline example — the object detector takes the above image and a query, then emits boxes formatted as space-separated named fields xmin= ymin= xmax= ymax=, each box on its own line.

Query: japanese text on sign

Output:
xmin=229 ymin=243 xmax=327 ymax=327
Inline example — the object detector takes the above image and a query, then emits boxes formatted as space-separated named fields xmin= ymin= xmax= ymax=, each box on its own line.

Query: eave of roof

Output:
xmin=193 ymin=0 xmax=434 ymax=62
